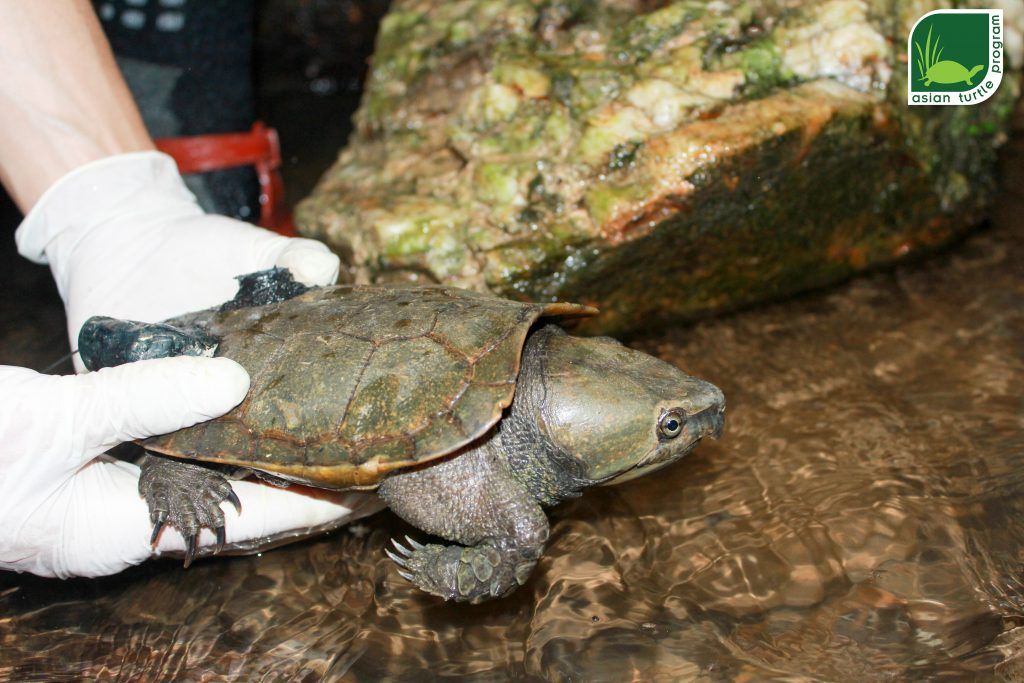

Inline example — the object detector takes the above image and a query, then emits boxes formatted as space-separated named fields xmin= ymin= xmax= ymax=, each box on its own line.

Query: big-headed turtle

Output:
xmin=81 ymin=269 xmax=724 ymax=603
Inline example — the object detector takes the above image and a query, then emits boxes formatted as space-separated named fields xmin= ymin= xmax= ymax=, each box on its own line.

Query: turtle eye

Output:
xmin=658 ymin=410 xmax=685 ymax=439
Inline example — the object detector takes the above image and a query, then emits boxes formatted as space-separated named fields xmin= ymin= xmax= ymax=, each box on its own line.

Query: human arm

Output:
xmin=0 ymin=0 xmax=152 ymax=211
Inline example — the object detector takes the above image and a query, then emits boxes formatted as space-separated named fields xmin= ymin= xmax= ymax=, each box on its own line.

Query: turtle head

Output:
xmin=526 ymin=326 xmax=724 ymax=488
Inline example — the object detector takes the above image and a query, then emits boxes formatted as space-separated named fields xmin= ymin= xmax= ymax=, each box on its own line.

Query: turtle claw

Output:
xmin=385 ymin=547 xmax=409 ymax=568
xmin=183 ymin=535 xmax=198 ymax=568
xmin=404 ymin=535 xmax=425 ymax=551
xmin=397 ymin=569 xmax=415 ymax=582
xmin=392 ymin=538 xmax=414 ymax=557
xmin=138 ymin=454 xmax=236 ymax=567
xmin=149 ymin=512 xmax=167 ymax=546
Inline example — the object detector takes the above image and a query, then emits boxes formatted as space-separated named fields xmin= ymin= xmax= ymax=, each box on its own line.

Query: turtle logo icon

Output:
xmin=908 ymin=9 xmax=1004 ymax=106
xmin=915 ymin=26 xmax=983 ymax=87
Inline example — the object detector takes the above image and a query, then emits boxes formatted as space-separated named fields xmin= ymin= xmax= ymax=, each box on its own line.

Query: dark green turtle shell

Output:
xmin=143 ymin=285 xmax=593 ymax=488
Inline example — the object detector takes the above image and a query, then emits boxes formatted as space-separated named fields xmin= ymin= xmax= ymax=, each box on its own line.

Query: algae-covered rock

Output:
xmin=297 ymin=0 xmax=1022 ymax=335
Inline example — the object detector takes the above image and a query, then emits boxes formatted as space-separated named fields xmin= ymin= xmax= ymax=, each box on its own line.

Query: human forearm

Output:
xmin=0 ymin=0 xmax=153 ymax=211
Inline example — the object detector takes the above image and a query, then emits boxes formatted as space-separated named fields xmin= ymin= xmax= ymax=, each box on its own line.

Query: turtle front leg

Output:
xmin=378 ymin=446 xmax=549 ymax=603
xmin=138 ymin=453 xmax=241 ymax=566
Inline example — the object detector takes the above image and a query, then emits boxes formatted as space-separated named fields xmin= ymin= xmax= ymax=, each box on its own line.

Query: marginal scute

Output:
xmin=412 ymin=415 xmax=466 ymax=460
xmin=146 ymin=424 xmax=202 ymax=459
xmin=195 ymin=420 xmax=253 ymax=460
xmin=352 ymin=436 xmax=416 ymax=465
xmin=304 ymin=440 xmax=353 ymax=467
xmin=469 ymin=327 xmax=529 ymax=385
xmin=143 ymin=284 xmax=596 ymax=487
xmin=452 ymin=382 xmax=514 ymax=438
xmin=257 ymin=436 xmax=302 ymax=466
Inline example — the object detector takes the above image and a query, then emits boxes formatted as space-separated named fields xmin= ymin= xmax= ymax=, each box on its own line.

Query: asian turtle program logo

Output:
xmin=908 ymin=9 xmax=1004 ymax=106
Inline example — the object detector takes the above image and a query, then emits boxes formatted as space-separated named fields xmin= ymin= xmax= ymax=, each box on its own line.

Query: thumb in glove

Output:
xmin=0 ymin=356 xmax=248 ymax=577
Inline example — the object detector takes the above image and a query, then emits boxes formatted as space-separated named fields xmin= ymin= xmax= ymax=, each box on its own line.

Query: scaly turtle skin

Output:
xmin=81 ymin=269 xmax=725 ymax=603
xmin=923 ymin=61 xmax=983 ymax=87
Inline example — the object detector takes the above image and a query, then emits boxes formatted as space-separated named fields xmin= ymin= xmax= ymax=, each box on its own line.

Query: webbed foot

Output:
xmin=386 ymin=536 xmax=539 ymax=604
xmin=139 ymin=453 xmax=241 ymax=566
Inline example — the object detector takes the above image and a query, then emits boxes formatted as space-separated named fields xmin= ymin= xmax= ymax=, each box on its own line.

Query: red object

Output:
xmin=154 ymin=121 xmax=295 ymax=235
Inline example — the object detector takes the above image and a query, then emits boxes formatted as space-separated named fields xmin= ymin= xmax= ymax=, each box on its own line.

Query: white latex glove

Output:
xmin=15 ymin=151 xmax=340 ymax=369
xmin=3 ymin=152 xmax=385 ymax=578
xmin=0 ymin=360 xmax=384 ymax=578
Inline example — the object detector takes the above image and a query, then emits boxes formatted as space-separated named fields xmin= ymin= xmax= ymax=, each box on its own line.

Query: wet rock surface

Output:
xmin=3 ymin=111 xmax=1024 ymax=681
xmin=297 ymin=0 xmax=1021 ymax=335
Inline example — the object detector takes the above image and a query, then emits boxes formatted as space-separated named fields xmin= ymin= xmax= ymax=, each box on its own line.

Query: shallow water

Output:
xmin=4 ymin=128 xmax=1024 ymax=683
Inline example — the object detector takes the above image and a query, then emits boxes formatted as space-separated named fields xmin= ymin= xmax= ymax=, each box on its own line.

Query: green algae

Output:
xmin=297 ymin=0 xmax=1020 ymax=335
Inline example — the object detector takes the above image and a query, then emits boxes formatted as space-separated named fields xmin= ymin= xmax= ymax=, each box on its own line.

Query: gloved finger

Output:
xmin=272 ymin=238 xmax=340 ymax=287
xmin=174 ymin=217 xmax=338 ymax=288
xmin=77 ymin=356 xmax=249 ymax=460
xmin=174 ymin=214 xmax=339 ymax=287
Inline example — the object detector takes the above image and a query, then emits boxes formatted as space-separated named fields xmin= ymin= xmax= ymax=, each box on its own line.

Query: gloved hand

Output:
xmin=3 ymin=152 xmax=385 ymax=578
xmin=15 ymin=151 xmax=339 ymax=370
xmin=0 ymin=358 xmax=384 ymax=578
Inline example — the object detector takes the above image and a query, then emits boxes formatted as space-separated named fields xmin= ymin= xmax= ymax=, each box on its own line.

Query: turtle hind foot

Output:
xmin=219 ymin=267 xmax=309 ymax=312
xmin=387 ymin=537 xmax=538 ymax=604
xmin=139 ymin=453 xmax=241 ymax=567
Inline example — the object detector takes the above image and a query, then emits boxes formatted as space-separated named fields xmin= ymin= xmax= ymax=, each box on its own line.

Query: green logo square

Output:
xmin=908 ymin=9 xmax=1004 ymax=106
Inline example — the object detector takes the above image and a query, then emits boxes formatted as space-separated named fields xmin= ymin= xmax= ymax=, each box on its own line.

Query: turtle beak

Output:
xmin=694 ymin=405 xmax=725 ymax=440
